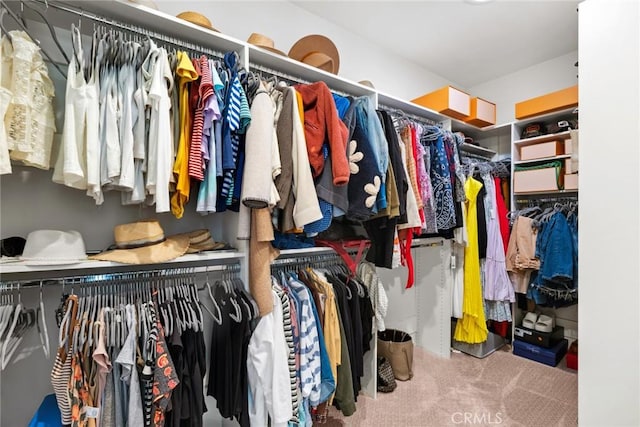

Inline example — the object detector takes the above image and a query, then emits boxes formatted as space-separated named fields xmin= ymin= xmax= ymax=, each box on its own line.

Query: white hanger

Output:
xmin=201 ymin=281 xmax=222 ymax=326
xmin=37 ymin=282 xmax=50 ymax=359
xmin=1 ymin=303 xmax=22 ymax=369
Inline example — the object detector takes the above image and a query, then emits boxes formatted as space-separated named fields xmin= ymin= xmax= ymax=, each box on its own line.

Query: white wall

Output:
xmin=470 ymin=51 xmax=578 ymax=125
xmin=154 ymin=1 xmax=456 ymax=99
xmin=579 ymin=1 xmax=640 ymax=426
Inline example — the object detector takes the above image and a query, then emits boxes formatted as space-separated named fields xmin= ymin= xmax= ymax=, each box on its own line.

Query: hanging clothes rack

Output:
xmin=461 ymin=157 xmax=511 ymax=178
xmin=270 ymin=251 xmax=345 ymax=269
xmin=514 ymin=192 xmax=578 ymax=205
xmin=248 ymin=61 xmax=359 ymax=98
xmin=30 ymin=0 xmax=225 ymax=59
xmin=459 ymin=151 xmax=494 ymax=161
xmin=0 ymin=262 xmax=241 ymax=289
xmin=378 ymin=104 xmax=439 ymax=127
xmin=249 ymin=62 xmax=311 ymax=86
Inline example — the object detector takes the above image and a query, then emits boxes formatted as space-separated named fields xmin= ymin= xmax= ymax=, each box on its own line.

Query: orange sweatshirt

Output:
xmin=295 ymin=82 xmax=350 ymax=186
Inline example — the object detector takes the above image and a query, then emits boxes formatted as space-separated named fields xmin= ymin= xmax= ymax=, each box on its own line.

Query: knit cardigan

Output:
xmin=295 ymin=82 xmax=350 ymax=186
xmin=241 ymin=82 xmax=275 ymax=208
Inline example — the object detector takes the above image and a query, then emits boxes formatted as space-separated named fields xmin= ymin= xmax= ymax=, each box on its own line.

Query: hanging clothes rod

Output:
xmin=33 ymin=0 xmax=225 ymax=59
xmin=515 ymin=193 xmax=578 ymax=204
xmin=248 ymin=62 xmax=355 ymax=98
xmin=249 ymin=62 xmax=310 ymax=85
xmin=0 ymin=262 xmax=240 ymax=288
xmin=460 ymin=151 xmax=493 ymax=161
xmin=270 ymin=252 xmax=344 ymax=268
xmin=378 ymin=104 xmax=439 ymax=127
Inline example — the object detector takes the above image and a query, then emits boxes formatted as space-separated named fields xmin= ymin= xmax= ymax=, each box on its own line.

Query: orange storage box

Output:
xmin=412 ymin=86 xmax=470 ymax=120
xmin=514 ymin=168 xmax=564 ymax=193
xmin=464 ymin=97 xmax=496 ymax=127
xmin=520 ymin=140 xmax=564 ymax=161
xmin=515 ymin=85 xmax=578 ymax=120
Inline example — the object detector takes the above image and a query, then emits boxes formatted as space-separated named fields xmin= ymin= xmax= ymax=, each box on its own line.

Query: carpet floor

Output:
xmin=324 ymin=345 xmax=578 ymax=427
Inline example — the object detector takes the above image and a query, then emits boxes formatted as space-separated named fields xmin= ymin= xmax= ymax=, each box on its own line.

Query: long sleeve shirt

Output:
xmin=247 ymin=291 xmax=293 ymax=427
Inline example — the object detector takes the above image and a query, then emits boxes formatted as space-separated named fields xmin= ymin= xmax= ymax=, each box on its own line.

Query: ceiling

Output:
xmin=291 ymin=0 xmax=580 ymax=88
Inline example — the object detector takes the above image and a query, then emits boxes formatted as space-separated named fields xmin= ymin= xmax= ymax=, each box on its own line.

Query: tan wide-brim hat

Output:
xmin=176 ymin=11 xmax=219 ymax=32
xmin=181 ymin=229 xmax=227 ymax=254
xmin=288 ymin=34 xmax=340 ymax=74
xmin=247 ymin=33 xmax=285 ymax=56
xmin=89 ymin=219 xmax=189 ymax=265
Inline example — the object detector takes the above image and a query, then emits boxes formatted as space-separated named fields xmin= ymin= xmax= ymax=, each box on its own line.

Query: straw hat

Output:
xmin=176 ymin=11 xmax=219 ymax=32
xmin=359 ymin=80 xmax=376 ymax=89
xmin=247 ymin=33 xmax=285 ymax=56
xmin=89 ymin=220 xmax=189 ymax=264
xmin=20 ymin=230 xmax=88 ymax=265
xmin=288 ymin=34 xmax=340 ymax=74
xmin=183 ymin=229 xmax=227 ymax=253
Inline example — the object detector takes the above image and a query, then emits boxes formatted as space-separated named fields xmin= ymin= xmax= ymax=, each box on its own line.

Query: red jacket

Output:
xmin=295 ymin=82 xmax=350 ymax=186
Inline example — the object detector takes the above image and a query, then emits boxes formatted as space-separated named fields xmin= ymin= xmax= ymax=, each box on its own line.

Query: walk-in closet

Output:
xmin=0 ymin=1 xmax=638 ymax=426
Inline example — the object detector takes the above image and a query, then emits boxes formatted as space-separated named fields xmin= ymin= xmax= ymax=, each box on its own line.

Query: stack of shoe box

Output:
xmin=513 ymin=313 xmax=568 ymax=367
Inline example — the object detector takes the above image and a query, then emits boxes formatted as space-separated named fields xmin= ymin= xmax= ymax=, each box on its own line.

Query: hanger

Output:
xmin=174 ymin=275 xmax=192 ymax=332
xmin=186 ymin=282 xmax=204 ymax=330
xmin=1 ymin=285 xmax=35 ymax=370
xmin=0 ymin=286 xmax=14 ymax=345
xmin=0 ymin=7 xmax=13 ymax=43
xmin=57 ymin=295 xmax=75 ymax=357
xmin=201 ymin=280 xmax=223 ymax=326
xmin=232 ymin=278 xmax=254 ymax=320
xmin=200 ymin=270 xmax=223 ymax=326
xmin=20 ymin=0 xmax=70 ymax=64
xmin=2 ymin=3 xmax=67 ymax=78
xmin=178 ymin=279 xmax=197 ymax=332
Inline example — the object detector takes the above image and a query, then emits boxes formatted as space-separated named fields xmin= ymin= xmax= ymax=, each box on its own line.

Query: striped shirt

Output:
xmin=288 ymin=276 xmax=322 ymax=406
xmin=188 ymin=55 xmax=212 ymax=181
xmin=220 ymin=76 xmax=251 ymax=203
xmin=273 ymin=279 xmax=300 ymax=424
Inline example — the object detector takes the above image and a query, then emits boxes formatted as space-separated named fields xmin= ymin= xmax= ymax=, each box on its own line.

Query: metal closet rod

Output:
xmin=271 ymin=252 xmax=345 ymax=268
xmin=0 ymin=262 xmax=240 ymax=288
xmin=35 ymin=0 xmax=224 ymax=59
xmin=515 ymin=195 xmax=578 ymax=204
xmin=248 ymin=62 xmax=355 ymax=99
xmin=378 ymin=104 xmax=439 ymax=127
xmin=249 ymin=62 xmax=310 ymax=85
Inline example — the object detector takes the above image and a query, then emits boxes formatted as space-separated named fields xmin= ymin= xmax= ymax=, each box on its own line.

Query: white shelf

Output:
xmin=377 ymin=91 xmax=445 ymax=124
xmin=0 ymin=250 xmax=245 ymax=275
xmin=514 ymin=130 xmax=572 ymax=146
xmin=515 ymin=107 xmax=578 ymax=127
xmin=68 ymin=1 xmax=247 ymax=54
xmin=248 ymin=46 xmax=376 ymax=98
xmin=460 ymin=143 xmax=497 ymax=159
xmin=514 ymin=154 xmax=571 ymax=165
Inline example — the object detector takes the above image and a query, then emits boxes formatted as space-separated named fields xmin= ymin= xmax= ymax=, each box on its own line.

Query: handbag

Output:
xmin=377 ymin=356 xmax=397 ymax=393
xmin=377 ymin=329 xmax=414 ymax=381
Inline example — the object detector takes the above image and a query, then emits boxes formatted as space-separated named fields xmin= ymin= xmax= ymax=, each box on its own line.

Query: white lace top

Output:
xmin=0 ymin=36 xmax=12 ymax=175
xmin=2 ymin=31 xmax=56 ymax=170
